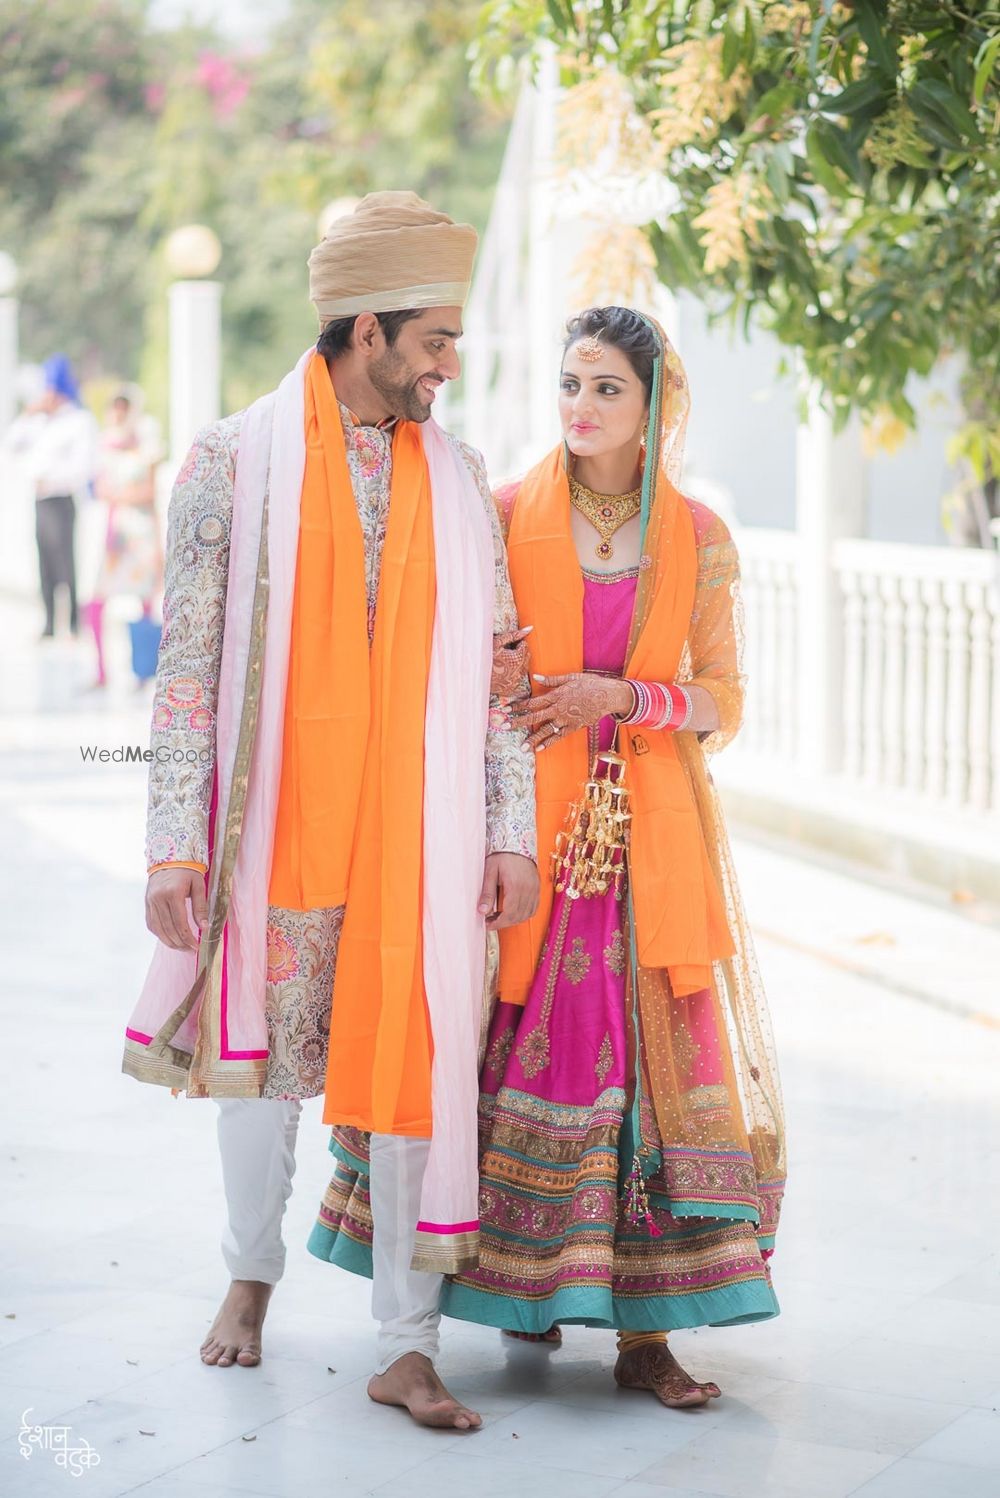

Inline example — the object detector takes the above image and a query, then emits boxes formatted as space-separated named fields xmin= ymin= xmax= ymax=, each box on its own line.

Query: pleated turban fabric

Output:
xmin=308 ymin=191 xmax=478 ymax=325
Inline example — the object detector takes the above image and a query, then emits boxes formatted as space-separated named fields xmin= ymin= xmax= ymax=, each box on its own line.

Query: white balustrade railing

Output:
xmin=732 ymin=528 xmax=1000 ymax=818
xmin=835 ymin=540 xmax=1000 ymax=811
xmin=734 ymin=528 xmax=800 ymax=763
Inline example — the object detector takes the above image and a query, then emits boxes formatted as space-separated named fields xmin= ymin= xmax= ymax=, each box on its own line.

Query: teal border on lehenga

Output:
xmin=307 ymin=1217 xmax=372 ymax=1277
xmin=439 ymin=1276 xmax=779 ymax=1334
xmin=305 ymin=1215 xmax=780 ymax=1333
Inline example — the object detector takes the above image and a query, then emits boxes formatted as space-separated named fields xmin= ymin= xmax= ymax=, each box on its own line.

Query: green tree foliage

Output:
xmin=476 ymin=0 xmax=1000 ymax=540
xmin=1 ymin=0 xmax=509 ymax=419
xmin=0 ymin=0 xmax=154 ymax=379
xmin=302 ymin=0 xmax=509 ymax=230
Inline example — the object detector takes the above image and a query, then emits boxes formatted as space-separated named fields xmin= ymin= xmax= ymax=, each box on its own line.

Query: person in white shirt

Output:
xmin=4 ymin=354 xmax=97 ymax=637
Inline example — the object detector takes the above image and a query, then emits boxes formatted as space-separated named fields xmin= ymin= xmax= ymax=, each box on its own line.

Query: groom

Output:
xmin=123 ymin=192 xmax=538 ymax=1430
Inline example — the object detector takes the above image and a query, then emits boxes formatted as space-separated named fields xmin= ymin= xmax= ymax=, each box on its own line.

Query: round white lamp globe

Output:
xmin=164 ymin=225 xmax=222 ymax=280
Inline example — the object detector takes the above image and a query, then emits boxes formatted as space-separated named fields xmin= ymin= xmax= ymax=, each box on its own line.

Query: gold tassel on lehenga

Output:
xmin=622 ymin=1152 xmax=663 ymax=1237
xmin=552 ymin=750 xmax=632 ymax=900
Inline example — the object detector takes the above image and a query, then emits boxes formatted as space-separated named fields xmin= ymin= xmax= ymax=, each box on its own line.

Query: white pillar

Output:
xmin=526 ymin=50 xmax=559 ymax=464
xmin=168 ymin=279 xmax=222 ymax=464
xmin=795 ymin=395 xmax=865 ymax=775
xmin=0 ymin=295 xmax=18 ymax=433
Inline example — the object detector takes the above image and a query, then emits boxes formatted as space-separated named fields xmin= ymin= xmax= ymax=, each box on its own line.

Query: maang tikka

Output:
xmin=574 ymin=334 xmax=605 ymax=362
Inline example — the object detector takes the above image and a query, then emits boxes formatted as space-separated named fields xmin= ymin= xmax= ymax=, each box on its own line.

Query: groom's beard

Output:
xmin=369 ymin=348 xmax=438 ymax=424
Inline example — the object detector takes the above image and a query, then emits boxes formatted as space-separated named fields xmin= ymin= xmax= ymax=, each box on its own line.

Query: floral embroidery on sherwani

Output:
xmin=145 ymin=411 xmax=243 ymax=869
xmin=143 ymin=395 xmax=537 ymax=1100
xmin=452 ymin=435 xmax=537 ymax=863
xmin=263 ymin=906 xmax=344 ymax=1100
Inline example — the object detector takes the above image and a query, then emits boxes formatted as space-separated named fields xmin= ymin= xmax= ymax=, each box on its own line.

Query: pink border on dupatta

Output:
xmin=417 ymin=1220 xmax=480 ymax=1234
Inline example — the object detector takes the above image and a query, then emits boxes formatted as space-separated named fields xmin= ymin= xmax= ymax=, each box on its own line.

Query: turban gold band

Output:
xmin=314 ymin=280 xmax=471 ymax=321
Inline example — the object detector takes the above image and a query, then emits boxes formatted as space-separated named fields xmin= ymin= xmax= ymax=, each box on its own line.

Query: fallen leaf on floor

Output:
xmin=854 ymin=931 xmax=896 ymax=947
xmin=4 ymin=1314 xmax=15 ymax=1320
xmin=512 ymin=1433 xmax=519 ymax=1439
xmin=327 ymin=1366 xmax=336 ymax=1374
xmin=242 ymin=1435 xmax=257 ymax=1443
xmin=126 ymin=1359 xmax=138 ymax=1366
xmin=139 ymin=1430 xmax=156 ymax=1437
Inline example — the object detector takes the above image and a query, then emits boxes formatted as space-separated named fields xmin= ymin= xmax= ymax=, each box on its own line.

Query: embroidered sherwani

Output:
xmin=136 ymin=401 xmax=536 ymax=1101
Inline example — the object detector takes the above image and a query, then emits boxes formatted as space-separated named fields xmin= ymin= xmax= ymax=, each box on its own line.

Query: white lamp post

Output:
xmin=165 ymin=225 xmax=222 ymax=464
xmin=0 ymin=251 xmax=19 ymax=433
xmin=795 ymin=389 xmax=866 ymax=776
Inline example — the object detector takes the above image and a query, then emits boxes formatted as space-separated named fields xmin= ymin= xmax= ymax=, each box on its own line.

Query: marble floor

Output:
xmin=1 ymin=600 xmax=999 ymax=1497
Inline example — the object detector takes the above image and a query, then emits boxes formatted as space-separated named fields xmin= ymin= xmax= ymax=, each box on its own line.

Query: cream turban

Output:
xmin=308 ymin=190 xmax=478 ymax=325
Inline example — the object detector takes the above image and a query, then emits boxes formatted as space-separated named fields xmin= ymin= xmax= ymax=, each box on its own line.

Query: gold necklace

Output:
xmin=569 ymin=475 xmax=642 ymax=562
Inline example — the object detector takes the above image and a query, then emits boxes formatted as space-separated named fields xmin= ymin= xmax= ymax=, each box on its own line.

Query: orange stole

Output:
xmin=268 ymin=352 xmax=437 ymax=1135
xmin=498 ymin=446 xmax=734 ymax=1006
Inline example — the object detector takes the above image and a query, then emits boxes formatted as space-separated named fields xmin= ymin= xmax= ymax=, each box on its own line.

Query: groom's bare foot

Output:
xmin=200 ymin=1280 xmax=274 ymax=1368
xmin=368 ymin=1352 xmax=482 ymax=1431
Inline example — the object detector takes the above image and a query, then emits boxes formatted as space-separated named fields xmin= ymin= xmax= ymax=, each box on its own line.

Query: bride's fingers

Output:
xmin=530 ymin=723 xmax=564 ymax=751
xmin=510 ymin=697 xmax=557 ymax=723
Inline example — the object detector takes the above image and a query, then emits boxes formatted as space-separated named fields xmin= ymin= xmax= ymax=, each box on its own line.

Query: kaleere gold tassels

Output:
xmin=622 ymin=1152 xmax=663 ymax=1237
xmin=552 ymin=750 xmax=632 ymax=900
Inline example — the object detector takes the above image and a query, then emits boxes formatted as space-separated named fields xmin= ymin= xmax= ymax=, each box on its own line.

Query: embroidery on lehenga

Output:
xmin=563 ymin=936 xmax=592 ymax=986
xmin=486 ymin=1026 xmax=515 ymax=1077
xmin=594 ymin=1031 xmax=614 ymax=1084
xmin=603 ymin=927 xmax=627 ymax=976
xmin=515 ymin=1024 xmax=551 ymax=1079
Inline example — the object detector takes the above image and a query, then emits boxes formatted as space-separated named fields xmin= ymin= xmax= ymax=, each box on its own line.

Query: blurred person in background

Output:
xmin=82 ymin=386 xmax=164 ymax=690
xmin=2 ymin=354 xmax=97 ymax=639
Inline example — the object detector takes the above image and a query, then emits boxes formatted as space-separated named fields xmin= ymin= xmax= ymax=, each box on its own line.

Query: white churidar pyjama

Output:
xmin=215 ymin=1100 xmax=442 ymax=1371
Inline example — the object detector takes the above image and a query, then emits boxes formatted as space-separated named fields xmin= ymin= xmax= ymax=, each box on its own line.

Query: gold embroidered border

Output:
xmin=411 ymin=1228 xmax=480 ymax=1275
xmin=121 ymin=1045 xmax=190 ymax=1090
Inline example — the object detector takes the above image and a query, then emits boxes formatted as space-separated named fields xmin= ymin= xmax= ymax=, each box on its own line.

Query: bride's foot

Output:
xmin=200 ymin=1280 xmax=274 ymax=1367
xmin=614 ymin=1342 xmax=721 ymax=1409
xmin=503 ymin=1327 xmax=562 ymax=1346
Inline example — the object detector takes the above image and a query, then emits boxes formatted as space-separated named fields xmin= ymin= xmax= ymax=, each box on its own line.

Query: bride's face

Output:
xmin=559 ymin=341 xmax=648 ymax=460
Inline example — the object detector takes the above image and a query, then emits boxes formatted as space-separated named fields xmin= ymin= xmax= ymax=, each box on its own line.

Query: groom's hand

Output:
xmin=146 ymin=868 xmax=208 ymax=951
xmin=478 ymin=852 xmax=539 ymax=930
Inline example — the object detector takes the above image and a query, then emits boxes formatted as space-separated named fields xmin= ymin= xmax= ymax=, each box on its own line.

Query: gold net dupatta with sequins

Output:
xmin=624 ymin=313 xmax=785 ymax=1242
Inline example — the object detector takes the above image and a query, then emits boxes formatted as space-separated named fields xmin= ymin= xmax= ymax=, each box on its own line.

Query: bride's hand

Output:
xmin=510 ymin=672 xmax=632 ymax=751
xmin=491 ymin=626 xmax=533 ymax=698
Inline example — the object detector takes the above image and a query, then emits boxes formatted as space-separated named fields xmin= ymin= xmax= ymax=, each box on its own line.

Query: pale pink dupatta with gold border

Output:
xmin=123 ymin=350 xmax=493 ymax=1267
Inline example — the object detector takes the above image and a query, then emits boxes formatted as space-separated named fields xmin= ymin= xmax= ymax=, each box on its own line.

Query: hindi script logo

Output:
xmin=18 ymin=1408 xmax=101 ymax=1477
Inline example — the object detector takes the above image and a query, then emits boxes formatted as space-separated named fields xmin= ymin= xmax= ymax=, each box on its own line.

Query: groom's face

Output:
xmin=368 ymin=307 xmax=464 ymax=424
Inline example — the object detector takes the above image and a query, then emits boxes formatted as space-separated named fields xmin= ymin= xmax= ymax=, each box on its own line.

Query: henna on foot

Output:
xmin=614 ymin=1343 xmax=721 ymax=1409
